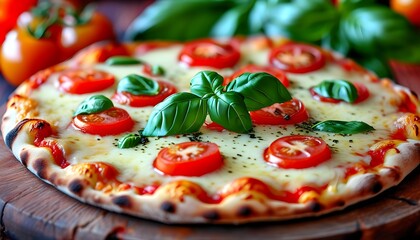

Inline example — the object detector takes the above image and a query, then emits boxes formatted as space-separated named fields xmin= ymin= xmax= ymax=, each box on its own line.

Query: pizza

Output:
xmin=1 ymin=37 xmax=419 ymax=224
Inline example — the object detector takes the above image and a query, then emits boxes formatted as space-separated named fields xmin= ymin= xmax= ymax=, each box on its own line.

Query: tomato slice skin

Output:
xmin=250 ymin=99 xmax=309 ymax=125
xmin=310 ymin=82 xmax=370 ymax=104
xmin=58 ymin=69 xmax=115 ymax=94
xmin=264 ymin=135 xmax=331 ymax=169
xmin=223 ymin=64 xmax=290 ymax=87
xmin=37 ymin=139 xmax=69 ymax=169
xmin=269 ymin=43 xmax=326 ymax=73
xmin=178 ymin=39 xmax=240 ymax=69
xmin=72 ymin=107 xmax=134 ymax=136
xmin=154 ymin=142 xmax=223 ymax=177
xmin=112 ymin=81 xmax=177 ymax=107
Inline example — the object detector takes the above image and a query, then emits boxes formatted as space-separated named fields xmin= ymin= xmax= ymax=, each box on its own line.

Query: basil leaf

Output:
xmin=142 ymin=92 xmax=207 ymax=136
xmin=74 ymin=95 xmax=113 ymax=116
xmin=312 ymin=120 xmax=375 ymax=134
xmin=124 ymin=0 xmax=237 ymax=41
xmin=190 ymin=71 xmax=224 ymax=98
xmin=118 ymin=74 xmax=160 ymax=96
xmin=210 ymin=0 xmax=256 ymax=37
xmin=151 ymin=65 xmax=166 ymax=76
xmin=265 ymin=0 xmax=338 ymax=42
xmin=207 ymin=91 xmax=252 ymax=133
xmin=106 ymin=56 xmax=142 ymax=65
xmin=313 ymin=80 xmax=358 ymax=103
xmin=118 ymin=133 xmax=141 ymax=149
xmin=226 ymin=72 xmax=292 ymax=111
xmin=322 ymin=24 xmax=351 ymax=56
xmin=342 ymin=6 xmax=412 ymax=56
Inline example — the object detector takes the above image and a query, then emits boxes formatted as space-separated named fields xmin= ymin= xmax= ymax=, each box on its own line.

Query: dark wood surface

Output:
xmin=0 ymin=104 xmax=419 ymax=239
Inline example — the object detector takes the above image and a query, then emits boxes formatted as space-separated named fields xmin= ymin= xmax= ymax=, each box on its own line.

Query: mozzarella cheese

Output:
xmin=28 ymin=43 xmax=405 ymax=193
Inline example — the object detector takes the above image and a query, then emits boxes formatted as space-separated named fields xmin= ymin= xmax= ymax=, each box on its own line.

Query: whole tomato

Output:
xmin=391 ymin=0 xmax=420 ymax=26
xmin=0 ymin=0 xmax=38 ymax=44
xmin=59 ymin=12 xmax=116 ymax=61
xmin=0 ymin=27 xmax=59 ymax=86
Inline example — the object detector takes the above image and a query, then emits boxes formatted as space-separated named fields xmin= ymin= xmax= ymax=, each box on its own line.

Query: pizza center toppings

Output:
xmin=276 ymin=140 xmax=313 ymax=157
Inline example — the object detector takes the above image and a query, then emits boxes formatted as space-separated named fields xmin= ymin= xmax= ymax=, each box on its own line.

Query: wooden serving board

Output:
xmin=0 ymin=105 xmax=419 ymax=240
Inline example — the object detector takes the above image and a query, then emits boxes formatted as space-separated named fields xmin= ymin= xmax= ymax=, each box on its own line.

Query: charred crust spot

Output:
xmin=112 ymin=195 xmax=132 ymax=208
xmin=33 ymin=158 xmax=47 ymax=179
xmin=310 ymin=201 xmax=323 ymax=212
xmin=19 ymin=150 xmax=29 ymax=166
xmin=69 ymin=179 xmax=84 ymax=195
xmin=203 ymin=210 xmax=220 ymax=221
xmin=371 ymin=181 xmax=383 ymax=194
xmin=160 ymin=201 xmax=176 ymax=213
xmin=387 ymin=167 xmax=401 ymax=182
xmin=237 ymin=206 xmax=253 ymax=217
xmin=335 ymin=200 xmax=346 ymax=207
xmin=5 ymin=119 xmax=30 ymax=149
xmin=49 ymin=173 xmax=58 ymax=185
xmin=3 ymin=116 xmax=9 ymax=122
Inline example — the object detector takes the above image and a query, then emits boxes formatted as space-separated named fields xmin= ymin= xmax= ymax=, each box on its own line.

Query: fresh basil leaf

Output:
xmin=207 ymin=91 xmax=252 ymax=133
xmin=312 ymin=120 xmax=375 ymax=134
xmin=322 ymin=24 xmax=351 ymax=56
xmin=226 ymin=72 xmax=292 ymax=111
xmin=265 ymin=0 xmax=338 ymax=42
xmin=124 ymin=0 xmax=237 ymax=41
xmin=210 ymin=0 xmax=256 ymax=37
xmin=151 ymin=65 xmax=166 ymax=76
xmin=74 ymin=95 xmax=114 ymax=116
xmin=190 ymin=71 xmax=224 ymax=97
xmin=142 ymin=92 xmax=207 ymax=136
xmin=118 ymin=133 xmax=141 ymax=149
xmin=354 ymin=56 xmax=392 ymax=78
xmin=118 ymin=74 xmax=160 ymax=96
xmin=342 ymin=6 xmax=412 ymax=56
xmin=313 ymin=80 xmax=358 ymax=103
xmin=384 ymin=30 xmax=420 ymax=63
xmin=105 ymin=56 xmax=142 ymax=65
xmin=337 ymin=0 xmax=376 ymax=14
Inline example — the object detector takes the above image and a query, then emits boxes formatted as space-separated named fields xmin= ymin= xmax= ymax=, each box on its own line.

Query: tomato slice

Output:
xmin=250 ymin=99 xmax=309 ymax=125
xmin=264 ymin=135 xmax=331 ymax=169
xmin=112 ymin=81 xmax=177 ymax=107
xmin=58 ymin=69 xmax=115 ymax=94
xmin=72 ymin=107 xmax=134 ymax=136
xmin=223 ymin=64 xmax=290 ymax=87
xmin=178 ymin=39 xmax=240 ymax=69
xmin=310 ymin=82 xmax=370 ymax=104
xmin=37 ymin=139 xmax=69 ymax=169
xmin=269 ymin=43 xmax=326 ymax=73
xmin=154 ymin=142 xmax=223 ymax=176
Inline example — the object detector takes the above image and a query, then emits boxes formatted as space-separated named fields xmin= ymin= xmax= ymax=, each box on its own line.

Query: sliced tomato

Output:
xmin=37 ymin=139 xmax=69 ymax=169
xmin=310 ymin=82 xmax=370 ymax=104
xmin=134 ymin=41 xmax=178 ymax=55
xmin=204 ymin=122 xmax=225 ymax=132
xmin=72 ymin=107 xmax=134 ymax=136
xmin=269 ymin=43 xmax=326 ymax=73
xmin=264 ymin=135 xmax=331 ymax=169
xmin=223 ymin=64 xmax=290 ymax=87
xmin=178 ymin=39 xmax=240 ymax=69
xmin=250 ymin=99 xmax=309 ymax=125
xmin=154 ymin=142 xmax=223 ymax=176
xmin=112 ymin=81 xmax=177 ymax=107
xmin=335 ymin=58 xmax=379 ymax=82
xmin=57 ymin=69 xmax=115 ymax=94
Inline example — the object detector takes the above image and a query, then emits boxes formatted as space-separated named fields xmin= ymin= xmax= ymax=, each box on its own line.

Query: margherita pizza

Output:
xmin=1 ymin=37 xmax=419 ymax=224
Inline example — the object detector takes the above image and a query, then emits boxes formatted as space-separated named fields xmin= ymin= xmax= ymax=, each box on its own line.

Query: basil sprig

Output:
xmin=74 ymin=95 xmax=113 ymax=116
xmin=118 ymin=133 xmax=142 ymax=149
xmin=142 ymin=92 xmax=208 ymax=136
xmin=117 ymin=74 xmax=160 ymax=96
xmin=106 ymin=56 xmax=142 ymax=65
xmin=312 ymin=80 xmax=358 ymax=103
xmin=312 ymin=120 xmax=375 ymax=134
xmin=143 ymin=70 xmax=291 ymax=136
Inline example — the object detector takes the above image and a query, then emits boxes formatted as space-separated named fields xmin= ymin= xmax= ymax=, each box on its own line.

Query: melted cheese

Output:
xmin=27 ymin=43 xmax=406 ymax=193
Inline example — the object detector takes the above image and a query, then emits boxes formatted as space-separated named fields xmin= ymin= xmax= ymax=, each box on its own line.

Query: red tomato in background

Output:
xmin=391 ymin=0 xmax=420 ymax=26
xmin=0 ymin=28 xmax=59 ymax=86
xmin=58 ymin=69 xmax=115 ymax=94
xmin=59 ymin=12 xmax=116 ymax=61
xmin=0 ymin=0 xmax=37 ymax=45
